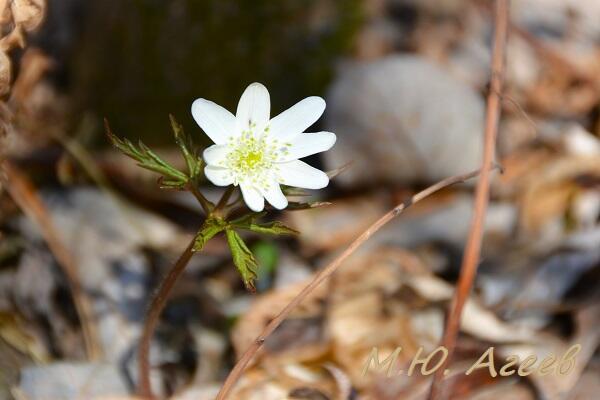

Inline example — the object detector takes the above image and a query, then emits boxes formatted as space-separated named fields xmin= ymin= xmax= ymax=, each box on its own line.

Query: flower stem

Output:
xmin=137 ymin=238 xmax=196 ymax=399
xmin=187 ymin=182 xmax=214 ymax=214
xmin=214 ymin=186 xmax=236 ymax=215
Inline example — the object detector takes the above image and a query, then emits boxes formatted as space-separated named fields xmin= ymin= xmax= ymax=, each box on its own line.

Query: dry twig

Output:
xmin=215 ymin=167 xmax=494 ymax=400
xmin=427 ymin=1 xmax=509 ymax=399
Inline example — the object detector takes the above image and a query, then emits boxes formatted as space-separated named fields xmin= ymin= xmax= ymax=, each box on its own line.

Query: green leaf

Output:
xmin=193 ymin=216 xmax=227 ymax=252
xmin=169 ymin=115 xmax=203 ymax=181
xmin=230 ymin=212 xmax=298 ymax=236
xmin=158 ymin=177 xmax=187 ymax=190
xmin=225 ymin=229 xmax=258 ymax=292
xmin=252 ymin=241 xmax=279 ymax=291
xmin=252 ymin=241 xmax=279 ymax=275
xmin=241 ymin=221 xmax=299 ymax=236
xmin=105 ymin=119 xmax=188 ymax=186
xmin=228 ymin=211 xmax=267 ymax=226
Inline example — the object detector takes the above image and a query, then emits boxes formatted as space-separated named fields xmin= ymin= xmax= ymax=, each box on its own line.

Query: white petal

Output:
xmin=268 ymin=97 xmax=325 ymax=141
xmin=240 ymin=184 xmax=265 ymax=212
xmin=236 ymin=83 xmax=270 ymax=133
xmin=260 ymin=182 xmax=288 ymax=210
xmin=204 ymin=166 xmax=234 ymax=186
xmin=277 ymin=160 xmax=329 ymax=189
xmin=203 ymin=144 xmax=230 ymax=166
xmin=276 ymin=131 xmax=336 ymax=162
xmin=191 ymin=98 xmax=236 ymax=145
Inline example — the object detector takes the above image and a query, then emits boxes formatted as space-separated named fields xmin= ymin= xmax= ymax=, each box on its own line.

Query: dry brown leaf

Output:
xmin=497 ymin=147 xmax=600 ymax=235
xmin=0 ymin=24 xmax=25 ymax=51
xmin=0 ymin=0 xmax=11 ymax=25
xmin=323 ymin=363 xmax=353 ymax=400
xmin=569 ymin=367 xmax=600 ymax=400
xmin=0 ymin=50 xmax=10 ymax=96
xmin=9 ymin=48 xmax=52 ymax=104
xmin=0 ymin=311 xmax=49 ymax=363
xmin=285 ymin=194 xmax=387 ymax=252
xmin=404 ymin=273 xmax=537 ymax=343
xmin=231 ymin=280 xmax=329 ymax=364
xmin=519 ymin=156 xmax=600 ymax=233
xmin=463 ymin=380 xmax=534 ymax=400
xmin=228 ymin=365 xmax=337 ymax=400
xmin=500 ymin=304 xmax=600 ymax=399
xmin=10 ymin=0 xmax=45 ymax=32
xmin=233 ymin=246 xmax=542 ymax=397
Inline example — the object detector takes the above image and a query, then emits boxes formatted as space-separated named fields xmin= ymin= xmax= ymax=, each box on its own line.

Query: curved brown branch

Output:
xmin=427 ymin=1 xmax=509 ymax=399
xmin=215 ymin=167 xmax=492 ymax=400
xmin=137 ymin=238 xmax=196 ymax=399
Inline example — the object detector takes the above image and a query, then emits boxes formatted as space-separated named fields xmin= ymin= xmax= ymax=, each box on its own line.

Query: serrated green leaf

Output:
xmin=193 ymin=216 xmax=227 ymax=252
xmin=229 ymin=211 xmax=267 ymax=226
xmin=241 ymin=221 xmax=299 ymax=236
xmin=158 ymin=176 xmax=187 ymax=190
xmin=169 ymin=115 xmax=203 ymax=181
xmin=225 ymin=229 xmax=258 ymax=292
xmin=105 ymin=119 xmax=188 ymax=186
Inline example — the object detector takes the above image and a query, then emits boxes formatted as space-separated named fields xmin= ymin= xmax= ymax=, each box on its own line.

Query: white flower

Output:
xmin=191 ymin=82 xmax=336 ymax=212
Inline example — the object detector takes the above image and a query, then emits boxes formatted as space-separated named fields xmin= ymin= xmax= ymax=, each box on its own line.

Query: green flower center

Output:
xmin=222 ymin=127 xmax=282 ymax=187
xmin=239 ymin=150 xmax=263 ymax=170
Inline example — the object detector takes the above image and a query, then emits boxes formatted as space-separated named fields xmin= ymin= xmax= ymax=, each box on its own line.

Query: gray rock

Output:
xmin=18 ymin=362 xmax=129 ymax=399
xmin=16 ymin=188 xmax=185 ymax=362
xmin=513 ymin=0 xmax=600 ymax=40
xmin=325 ymin=55 xmax=484 ymax=186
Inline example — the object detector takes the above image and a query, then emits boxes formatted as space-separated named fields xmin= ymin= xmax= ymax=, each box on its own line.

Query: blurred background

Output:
xmin=0 ymin=0 xmax=599 ymax=399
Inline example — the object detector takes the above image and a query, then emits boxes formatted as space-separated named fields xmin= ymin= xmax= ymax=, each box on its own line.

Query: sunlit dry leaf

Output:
xmin=406 ymin=273 xmax=536 ymax=343
xmin=0 ymin=0 xmax=11 ymax=25
xmin=9 ymin=49 xmax=51 ymax=103
xmin=285 ymin=195 xmax=387 ymax=252
xmin=510 ymin=304 xmax=600 ymax=400
xmin=0 ymin=50 xmax=11 ymax=96
xmin=0 ymin=311 xmax=48 ymax=363
xmin=323 ymin=364 xmax=352 ymax=400
xmin=497 ymin=147 xmax=600 ymax=235
xmin=10 ymin=0 xmax=45 ymax=32
xmin=519 ymin=156 xmax=600 ymax=234
xmin=231 ymin=280 xmax=329 ymax=364
xmin=0 ymin=25 xmax=25 ymax=51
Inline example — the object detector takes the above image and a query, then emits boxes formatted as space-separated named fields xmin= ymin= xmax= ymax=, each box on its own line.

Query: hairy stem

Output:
xmin=137 ymin=183 xmax=235 ymax=397
xmin=188 ymin=182 xmax=214 ymax=215
xmin=137 ymin=238 xmax=196 ymax=399
xmin=215 ymin=167 xmax=492 ymax=400
xmin=214 ymin=186 xmax=235 ymax=215
xmin=427 ymin=1 xmax=509 ymax=399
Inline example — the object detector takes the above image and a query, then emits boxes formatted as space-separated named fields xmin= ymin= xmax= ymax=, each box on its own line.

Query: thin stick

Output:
xmin=427 ymin=1 xmax=509 ymax=399
xmin=137 ymin=237 xmax=196 ymax=399
xmin=0 ymin=161 xmax=102 ymax=360
xmin=215 ymin=167 xmax=491 ymax=400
